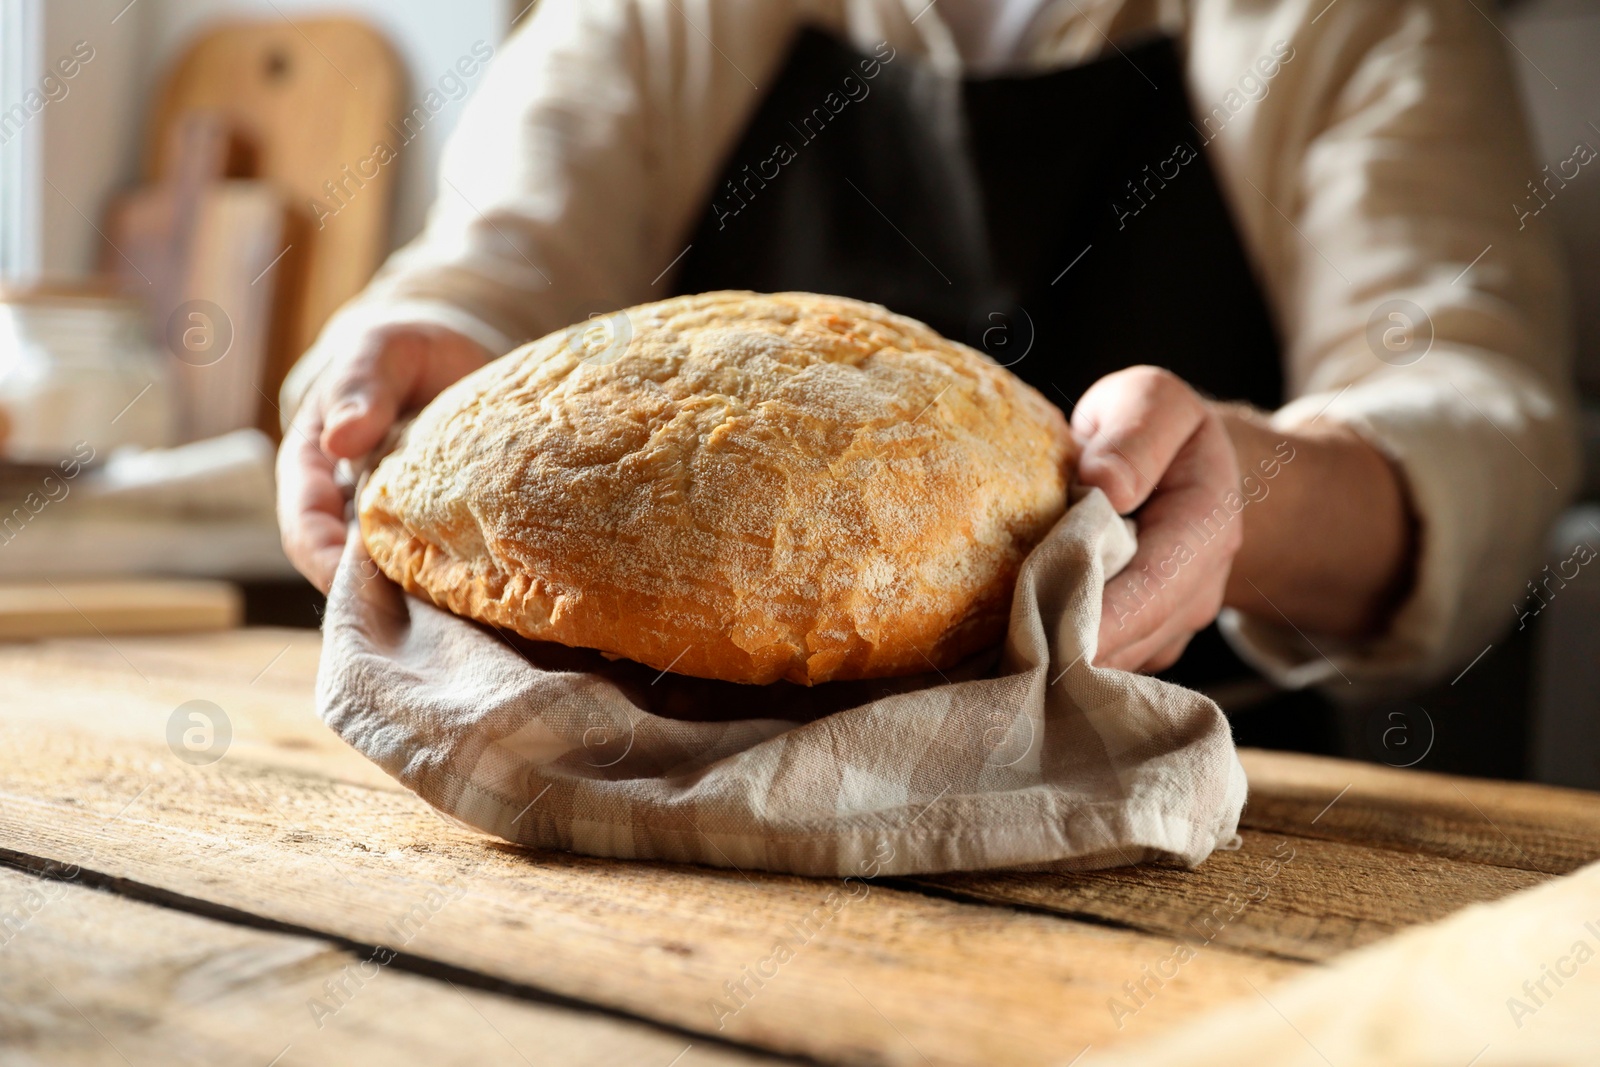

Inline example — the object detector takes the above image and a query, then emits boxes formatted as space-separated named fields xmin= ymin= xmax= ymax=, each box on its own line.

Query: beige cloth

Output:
xmin=316 ymin=488 xmax=1246 ymax=877
xmin=283 ymin=0 xmax=1578 ymax=695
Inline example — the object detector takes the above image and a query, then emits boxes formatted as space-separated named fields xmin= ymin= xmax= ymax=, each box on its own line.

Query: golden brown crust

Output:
xmin=359 ymin=291 xmax=1074 ymax=685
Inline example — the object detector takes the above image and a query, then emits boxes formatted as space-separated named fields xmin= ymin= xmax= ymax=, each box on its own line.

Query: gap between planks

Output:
xmin=0 ymin=730 xmax=1304 ymax=1067
xmin=908 ymin=828 xmax=1548 ymax=964
xmin=0 ymin=848 xmax=811 ymax=1067
xmin=9 ymin=629 xmax=1600 ymax=1063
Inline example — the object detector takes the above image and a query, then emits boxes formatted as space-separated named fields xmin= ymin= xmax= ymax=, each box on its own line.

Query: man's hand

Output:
xmin=276 ymin=325 xmax=491 ymax=592
xmin=1074 ymin=366 xmax=1417 ymax=674
xmin=1073 ymin=367 xmax=1244 ymax=672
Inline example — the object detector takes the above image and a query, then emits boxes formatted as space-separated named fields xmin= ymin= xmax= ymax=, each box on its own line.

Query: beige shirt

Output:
xmin=284 ymin=0 xmax=1579 ymax=691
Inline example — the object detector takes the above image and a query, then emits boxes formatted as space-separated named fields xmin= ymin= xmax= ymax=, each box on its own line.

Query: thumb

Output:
xmin=318 ymin=345 xmax=419 ymax=459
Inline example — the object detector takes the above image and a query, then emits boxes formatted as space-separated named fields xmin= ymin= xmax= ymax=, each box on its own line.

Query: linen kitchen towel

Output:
xmin=316 ymin=486 xmax=1247 ymax=877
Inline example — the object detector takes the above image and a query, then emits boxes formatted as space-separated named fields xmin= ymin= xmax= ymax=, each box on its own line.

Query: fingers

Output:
xmin=1087 ymin=376 xmax=1245 ymax=673
xmin=1072 ymin=366 xmax=1208 ymax=514
xmin=281 ymin=344 xmax=410 ymax=592
xmin=318 ymin=327 xmax=493 ymax=459
xmin=319 ymin=339 xmax=422 ymax=460
xmin=1142 ymin=634 xmax=1194 ymax=675
xmin=1095 ymin=525 xmax=1230 ymax=673
xmin=1097 ymin=545 xmax=1225 ymax=672
xmin=277 ymin=325 xmax=494 ymax=591
xmin=276 ymin=410 xmax=348 ymax=594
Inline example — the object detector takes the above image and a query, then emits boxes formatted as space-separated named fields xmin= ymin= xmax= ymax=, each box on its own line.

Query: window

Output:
xmin=0 ymin=0 xmax=42 ymax=279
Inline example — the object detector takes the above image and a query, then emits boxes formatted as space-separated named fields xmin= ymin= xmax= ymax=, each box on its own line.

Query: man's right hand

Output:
xmin=276 ymin=324 xmax=491 ymax=592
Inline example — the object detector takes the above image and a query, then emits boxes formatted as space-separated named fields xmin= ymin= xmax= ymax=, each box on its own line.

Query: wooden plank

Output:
xmin=0 ymin=863 xmax=774 ymax=1066
xmin=915 ymin=829 xmax=1547 ymax=963
xmin=0 ymin=626 xmax=1495 ymax=974
xmin=21 ymin=630 xmax=1599 ymax=866
xmin=0 ymin=579 xmax=241 ymax=639
xmin=1095 ymin=859 xmax=1600 ymax=1066
xmin=0 ymin=629 xmax=1305 ymax=1067
xmin=1239 ymin=749 xmax=1600 ymax=875
xmin=0 ymin=630 xmax=397 ymax=795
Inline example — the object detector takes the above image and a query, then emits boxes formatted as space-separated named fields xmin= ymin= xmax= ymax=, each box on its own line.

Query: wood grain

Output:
xmin=1093 ymin=858 xmax=1600 ymax=1066
xmin=915 ymin=829 xmax=1547 ymax=962
xmin=0 ymin=629 xmax=1304 ymax=1067
xmin=1239 ymin=749 xmax=1600 ymax=875
xmin=0 ymin=579 xmax=241 ymax=638
xmin=0 ymin=864 xmax=773 ymax=1066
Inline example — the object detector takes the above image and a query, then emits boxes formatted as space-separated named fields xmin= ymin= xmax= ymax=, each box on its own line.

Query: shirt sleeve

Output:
xmin=1192 ymin=0 xmax=1581 ymax=688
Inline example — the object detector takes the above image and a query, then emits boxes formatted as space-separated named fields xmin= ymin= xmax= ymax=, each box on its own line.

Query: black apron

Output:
xmin=671 ymin=29 xmax=1332 ymax=742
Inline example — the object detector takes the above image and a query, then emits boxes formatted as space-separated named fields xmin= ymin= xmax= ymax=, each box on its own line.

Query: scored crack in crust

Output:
xmin=358 ymin=291 xmax=1075 ymax=685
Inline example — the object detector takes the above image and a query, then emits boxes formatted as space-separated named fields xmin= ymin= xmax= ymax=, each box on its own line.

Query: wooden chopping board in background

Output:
xmin=145 ymin=18 xmax=404 ymax=435
xmin=103 ymin=113 xmax=294 ymax=443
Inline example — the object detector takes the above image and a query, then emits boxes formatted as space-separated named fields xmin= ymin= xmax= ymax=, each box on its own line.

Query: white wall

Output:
xmin=23 ymin=0 xmax=512 ymax=277
xmin=38 ymin=4 xmax=147 ymax=278
xmin=2 ymin=0 xmax=147 ymax=279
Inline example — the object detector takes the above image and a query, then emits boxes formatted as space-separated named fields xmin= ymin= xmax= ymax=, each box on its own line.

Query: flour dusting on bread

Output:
xmin=359 ymin=291 xmax=1074 ymax=685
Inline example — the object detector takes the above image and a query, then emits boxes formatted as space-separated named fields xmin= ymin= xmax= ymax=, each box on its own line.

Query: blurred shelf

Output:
xmin=0 ymin=515 xmax=295 ymax=582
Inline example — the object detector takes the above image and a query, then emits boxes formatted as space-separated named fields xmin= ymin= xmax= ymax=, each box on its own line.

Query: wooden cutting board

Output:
xmin=0 ymin=579 xmax=241 ymax=638
xmin=104 ymin=114 xmax=293 ymax=443
xmin=145 ymin=18 xmax=404 ymax=433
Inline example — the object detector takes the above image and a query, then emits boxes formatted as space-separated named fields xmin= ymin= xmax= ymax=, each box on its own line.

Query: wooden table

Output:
xmin=3 ymin=628 xmax=1599 ymax=1065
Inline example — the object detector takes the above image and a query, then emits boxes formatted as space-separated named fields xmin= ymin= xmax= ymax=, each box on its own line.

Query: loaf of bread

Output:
xmin=359 ymin=291 xmax=1074 ymax=685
